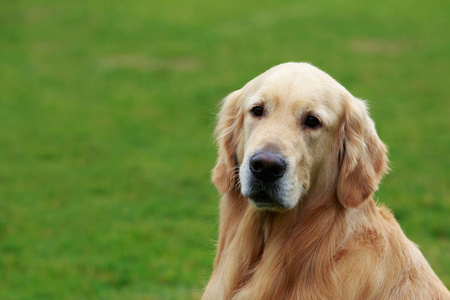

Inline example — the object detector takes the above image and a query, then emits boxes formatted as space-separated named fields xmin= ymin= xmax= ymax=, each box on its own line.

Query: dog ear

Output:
xmin=212 ymin=90 xmax=244 ymax=194
xmin=337 ymin=97 xmax=389 ymax=208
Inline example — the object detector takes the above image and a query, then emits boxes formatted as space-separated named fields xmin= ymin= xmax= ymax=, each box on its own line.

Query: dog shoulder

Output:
xmin=333 ymin=203 xmax=450 ymax=299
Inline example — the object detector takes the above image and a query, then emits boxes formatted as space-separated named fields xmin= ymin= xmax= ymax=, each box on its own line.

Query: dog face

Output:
xmin=213 ymin=63 xmax=388 ymax=211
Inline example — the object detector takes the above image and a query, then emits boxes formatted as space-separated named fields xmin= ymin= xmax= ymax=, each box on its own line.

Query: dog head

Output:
xmin=212 ymin=63 xmax=388 ymax=211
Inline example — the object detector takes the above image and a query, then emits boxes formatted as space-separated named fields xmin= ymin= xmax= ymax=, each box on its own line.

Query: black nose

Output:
xmin=250 ymin=151 xmax=287 ymax=182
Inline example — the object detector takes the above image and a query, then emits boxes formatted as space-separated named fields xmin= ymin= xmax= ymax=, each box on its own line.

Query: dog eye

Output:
xmin=251 ymin=106 xmax=264 ymax=117
xmin=304 ymin=116 xmax=321 ymax=128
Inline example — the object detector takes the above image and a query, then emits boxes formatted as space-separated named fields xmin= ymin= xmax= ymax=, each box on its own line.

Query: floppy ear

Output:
xmin=337 ymin=97 xmax=389 ymax=208
xmin=212 ymin=90 xmax=244 ymax=194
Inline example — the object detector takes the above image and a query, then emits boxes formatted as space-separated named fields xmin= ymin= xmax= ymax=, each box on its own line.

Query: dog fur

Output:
xmin=203 ymin=63 xmax=449 ymax=299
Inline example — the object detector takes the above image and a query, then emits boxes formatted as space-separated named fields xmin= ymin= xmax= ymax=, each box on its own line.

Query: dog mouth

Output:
xmin=241 ymin=168 xmax=290 ymax=210
xmin=246 ymin=189 xmax=287 ymax=210
xmin=249 ymin=191 xmax=277 ymax=208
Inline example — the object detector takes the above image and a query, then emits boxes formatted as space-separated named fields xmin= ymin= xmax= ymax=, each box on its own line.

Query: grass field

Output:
xmin=0 ymin=0 xmax=449 ymax=299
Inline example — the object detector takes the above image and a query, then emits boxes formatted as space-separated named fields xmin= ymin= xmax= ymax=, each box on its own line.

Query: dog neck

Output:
xmin=212 ymin=187 xmax=382 ymax=299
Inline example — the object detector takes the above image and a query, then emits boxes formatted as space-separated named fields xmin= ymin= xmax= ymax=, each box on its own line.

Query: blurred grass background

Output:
xmin=0 ymin=0 xmax=449 ymax=299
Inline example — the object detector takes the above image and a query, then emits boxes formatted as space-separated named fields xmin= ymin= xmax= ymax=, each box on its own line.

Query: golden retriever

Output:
xmin=203 ymin=63 xmax=449 ymax=299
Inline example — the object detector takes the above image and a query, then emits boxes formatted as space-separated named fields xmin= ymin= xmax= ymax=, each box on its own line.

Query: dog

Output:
xmin=203 ymin=63 xmax=449 ymax=299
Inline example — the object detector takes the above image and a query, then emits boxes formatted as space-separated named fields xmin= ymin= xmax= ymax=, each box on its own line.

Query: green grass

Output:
xmin=0 ymin=0 xmax=449 ymax=298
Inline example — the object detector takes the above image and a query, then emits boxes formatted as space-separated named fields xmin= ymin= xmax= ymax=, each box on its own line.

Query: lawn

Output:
xmin=0 ymin=0 xmax=449 ymax=299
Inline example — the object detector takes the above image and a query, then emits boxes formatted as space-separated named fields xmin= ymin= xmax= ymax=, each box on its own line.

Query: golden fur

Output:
xmin=203 ymin=63 xmax=449 ymax=299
